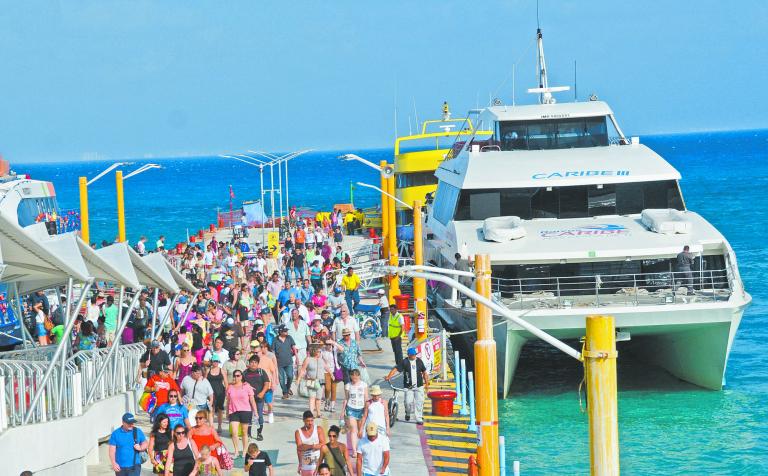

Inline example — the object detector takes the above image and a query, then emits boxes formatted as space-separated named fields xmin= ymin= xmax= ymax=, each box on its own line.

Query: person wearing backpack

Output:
xmin=108 ymin=412 xmax=148 ymax=475
xmin=242 ymin=354 xmax=270 ymax=441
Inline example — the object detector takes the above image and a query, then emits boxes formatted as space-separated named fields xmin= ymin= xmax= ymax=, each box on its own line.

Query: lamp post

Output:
xmin=117 ymin=163 xmax=161 ymax=242
xmin=249 ymin=149 xmax=313 ymax=227
xmin=79 ymin=162 xmax=128 ymax=244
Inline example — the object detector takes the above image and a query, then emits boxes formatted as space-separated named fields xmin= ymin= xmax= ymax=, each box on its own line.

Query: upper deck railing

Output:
xmin=490 ymin=269 xmax=731 ymax=310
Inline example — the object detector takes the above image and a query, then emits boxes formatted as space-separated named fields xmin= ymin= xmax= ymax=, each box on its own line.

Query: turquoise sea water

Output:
xmin=17 ymin=129 xmax=768 ymax=474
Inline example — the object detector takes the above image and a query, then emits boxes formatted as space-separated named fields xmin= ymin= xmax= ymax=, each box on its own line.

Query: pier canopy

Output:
xmin=0 ymin=215 xmax=90 ymax=290
xmin=84 ymin=240 xmax=141 ymax=289
xmin=131 ymin=249 xmax=179 ymax=293
xmin=163 ymin=258 xmax=197 ymax=293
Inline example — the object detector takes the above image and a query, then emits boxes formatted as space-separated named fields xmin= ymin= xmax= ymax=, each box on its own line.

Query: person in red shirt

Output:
xmin=145 ymin=365 xmax=180 ymax=410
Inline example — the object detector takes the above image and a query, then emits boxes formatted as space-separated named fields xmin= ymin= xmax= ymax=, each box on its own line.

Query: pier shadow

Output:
xmin=507 ymin=339 xmax=701 ymax=398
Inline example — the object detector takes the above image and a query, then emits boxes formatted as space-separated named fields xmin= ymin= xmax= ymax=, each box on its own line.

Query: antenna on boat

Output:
xmin=413 ymin=98 xmax=420 ymax=131
xmin=527 ymin=27 xmax=570 ymax=104
xmin=574 ymin=60 xmax=578 ymax=101
xmin=512 ymin=63 xmax=516 ymax=106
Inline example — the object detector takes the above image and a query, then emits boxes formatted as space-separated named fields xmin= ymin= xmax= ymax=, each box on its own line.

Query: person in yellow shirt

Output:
xmin=341 ymin=267 xmax=361 ymax=313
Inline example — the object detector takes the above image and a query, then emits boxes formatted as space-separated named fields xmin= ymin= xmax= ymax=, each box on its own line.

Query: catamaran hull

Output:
xmin=431 ymin=292 xmax=750 ymax=397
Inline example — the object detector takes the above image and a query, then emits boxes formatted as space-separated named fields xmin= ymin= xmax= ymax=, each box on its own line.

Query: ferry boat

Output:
xmin=393 ymin=104 xmax=489 ymax=237
xmin=423 ymin=29 xmax=751 ymax=396
xmin=0 ymin=159 xmax=72 ymax=348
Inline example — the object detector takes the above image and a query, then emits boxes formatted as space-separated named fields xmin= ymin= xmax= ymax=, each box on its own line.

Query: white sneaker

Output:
xmin=268 ymin=412 xmax=274 ymax=424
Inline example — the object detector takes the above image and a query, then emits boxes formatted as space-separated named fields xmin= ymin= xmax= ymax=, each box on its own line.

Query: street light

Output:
xmin=355 ymin=182 xmax=413 ymax=209
xmin=78 ymin=162 xmax=131 ymax=243
xmin=249 ymin=149 xmax=313 ymax=226
xmin=220 ymin=154 xmax=278 ymax=245
xmin=116 ymin=163 xmax=161 ymax=242
xmin=339 ymin=153 xmax=383 ymax=172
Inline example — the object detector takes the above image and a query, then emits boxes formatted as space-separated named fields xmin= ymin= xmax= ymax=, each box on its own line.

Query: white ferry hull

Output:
xmin=431 ymin=292 xmax=750 ymax=397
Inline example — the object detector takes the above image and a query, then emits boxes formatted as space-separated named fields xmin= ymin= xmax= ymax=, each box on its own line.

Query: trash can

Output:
xmin=394 ymin=294 xmax=411 ymax=312
xmin=428 ymin=390 xmax=457 ymax=416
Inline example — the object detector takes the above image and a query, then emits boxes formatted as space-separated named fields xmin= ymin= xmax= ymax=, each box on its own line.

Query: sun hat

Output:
xmin=342 ymin=328 xmax=352 ymax=336
xmin=211 ymin=354 xmax=221 ymax=362
xmin=250 ymin=340 xmax=261 ymax=348
xmin=369 ymin=385 xmax=382 ymax=396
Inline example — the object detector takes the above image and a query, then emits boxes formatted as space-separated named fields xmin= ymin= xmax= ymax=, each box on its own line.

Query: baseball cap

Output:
xmin=370 ymin=385 xmax=382 ymax=396
xmin=365 ymin=421 xmax=378 ymax=436
xmin=225 ymin=317 xmax=234 ymax=325
xmin=250 ymin=340 xmax=261 ymax=348
xmin=211 ymin=354 xmax=221 ymax=362
xmin=334 ymin=287 xmax=342 ymax=293
xmin=122 ymin=412 xmax=137 ymax=424
xmin=407 ymin=347 xmax=417 ymax=356
xmin=254 ymin=319 xmax=264 ymax=326
xmin=150 ymin=340 xmax=160 ymax=348
xmin=377 ymin=289 xmax=385 ymax=295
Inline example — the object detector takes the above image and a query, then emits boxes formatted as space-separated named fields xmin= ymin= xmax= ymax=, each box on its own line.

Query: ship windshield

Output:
xmin=453 ymin=180 xmax=684 ymax=221
xmin=497 ymin=116 xmax=608 ymax=150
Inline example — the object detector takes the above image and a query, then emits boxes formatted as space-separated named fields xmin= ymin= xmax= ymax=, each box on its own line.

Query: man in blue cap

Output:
xmin=385 ymin=347 xmax=429 ymax=424
xmin=108 ymin=412 xmax=148 ymax=475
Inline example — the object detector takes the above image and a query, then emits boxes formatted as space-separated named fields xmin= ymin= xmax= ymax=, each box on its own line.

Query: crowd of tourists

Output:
xmin=106 ymin=215 xmax=432 ymax=476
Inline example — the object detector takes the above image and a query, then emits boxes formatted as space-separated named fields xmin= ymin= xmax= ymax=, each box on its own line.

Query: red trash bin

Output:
xmin=393 ymin=294 xmax=411 ymax=311
xmin=428 ymin=390 xmax=457 ymax=416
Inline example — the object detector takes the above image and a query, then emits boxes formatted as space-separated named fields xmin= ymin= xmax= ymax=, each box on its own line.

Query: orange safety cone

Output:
xmin=468 ymin=454 xmax=479 ymax=476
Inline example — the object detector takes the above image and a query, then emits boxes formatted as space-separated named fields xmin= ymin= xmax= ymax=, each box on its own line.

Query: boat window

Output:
xmin=588 ymin=185 xmax=617 ymax=216
xmin=396 ymin=171 xmax=439 ymax=188
xmin=497 ymin=116 xmax=608 ymax=151
xmin=433 ymin=182 xmax=460 ymax=225
xmin=453 ymin=180 xmax=684 ymax=221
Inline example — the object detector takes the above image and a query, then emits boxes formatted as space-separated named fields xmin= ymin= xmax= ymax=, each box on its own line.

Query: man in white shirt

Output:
xmin=357 ymin=421 xmax=390 ymax=476
xmin=332 ymin=305 xmax=360 ymax=341
xmin=136 ymin=236 xmax=147 ymax=256
xmin=86 ymin=295 xmax=101 ymax=325
xmin=203 ymin=245 xmax=214 ymax=268
xmin=203 ymin=338 xmax=230 ymax=369
xmin=286 ymin=309 xmax=310 ymax=367
xmin=180 ymin=364 xmax=215 ymax=417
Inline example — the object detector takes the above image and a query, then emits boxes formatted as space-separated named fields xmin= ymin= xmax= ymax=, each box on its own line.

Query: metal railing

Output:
xmin=491 ymin=269 xmax=731 ymax=310
xmin=0 ymin=343 xmax=145 ymax=431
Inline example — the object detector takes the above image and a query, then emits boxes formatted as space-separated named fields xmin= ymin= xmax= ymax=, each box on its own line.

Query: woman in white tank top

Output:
xmin=360 ymin=384 xmax=391 ymax=439
xmin=295 ymin=410 xmax=326 ymax=476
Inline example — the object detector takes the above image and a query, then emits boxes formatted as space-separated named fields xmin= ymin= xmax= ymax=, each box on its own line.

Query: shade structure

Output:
xmin=86 ymin=241 xmax=141 ymax=289
xmin=0 ymin=217 xmax=89 ymax=291
xmin=129 ymin=249 xmax=179 ymax=293
xmin=162 ymin=258 xmax=197 ymax=294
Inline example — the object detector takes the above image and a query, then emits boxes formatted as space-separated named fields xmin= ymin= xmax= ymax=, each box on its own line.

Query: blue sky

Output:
xmin=1 ymin=0 xmax=766 ymax=162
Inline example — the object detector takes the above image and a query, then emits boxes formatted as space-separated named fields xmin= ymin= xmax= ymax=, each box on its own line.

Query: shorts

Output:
xmin=264 ymin=390 xmax=273 ymax=404
xmin=345 ymin=406 xmax=363 ymax=420
xmin=228 ymin=411 xmax=253 ymax=424
xmin=35 ymin=323 xmax=47 ymax=337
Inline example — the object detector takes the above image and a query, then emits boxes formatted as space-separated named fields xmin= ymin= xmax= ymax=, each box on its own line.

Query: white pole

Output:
xmin=441 ymin=329 xmax=448 ymax=381
xmin=398 ymin=269 xmax=581 ymax=361
xmin=260 ymin=165 xmax=266 ymax=246
xmin=285 ymin=156 xmax=290 ymax=225
xmin=269 ymin=163 xmax=276 ymax=230
xmin=277 ymin=159 xmax=283 ymax=226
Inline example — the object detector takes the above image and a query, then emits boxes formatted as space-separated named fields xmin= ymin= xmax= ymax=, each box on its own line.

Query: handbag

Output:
xmin=332 ymin=352 xmax=344 ymax=382
xmin=133 ymin=428 xmax=149 ymax=464
xmin=298 ymin=379 xmax=310 ymax=398
xmin=216 ymin=445 xmax=234 ymax=470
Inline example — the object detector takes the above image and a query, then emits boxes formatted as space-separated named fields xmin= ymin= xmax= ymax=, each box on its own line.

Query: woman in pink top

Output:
xmin=311 ymin=289 xmax=327 ymax=311
xmin=224 ymin=371 xmax=258 ymax=459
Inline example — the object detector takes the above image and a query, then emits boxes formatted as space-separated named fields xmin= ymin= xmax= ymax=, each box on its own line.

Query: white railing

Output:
xmin=490 ymin=269 xmax=731 ymax=310
xmin=0 ymin=343 xmax=145 ymax=431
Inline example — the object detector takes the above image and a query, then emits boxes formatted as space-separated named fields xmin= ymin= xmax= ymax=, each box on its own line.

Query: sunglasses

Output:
xmin=175 ymin=431 xmax=186 ymax=436
xmin=169 ymin=394 xmax=178 ymax=398
xmin=233 ymin=374 xmax=242 ymax=378
xmin=328 ymin=433 xmax=338 ymax=438
xmin=195 ymin=416 xmax=206 ymax=420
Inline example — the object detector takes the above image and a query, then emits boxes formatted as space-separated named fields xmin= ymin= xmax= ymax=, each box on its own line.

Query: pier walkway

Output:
xmin=89 ymin=328 xmax=429 ymax=475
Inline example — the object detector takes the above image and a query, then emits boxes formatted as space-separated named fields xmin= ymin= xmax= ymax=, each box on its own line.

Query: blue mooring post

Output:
xmin=499 ymin=435 xmax=506 ymax=475
xmin=454 ymin=350 xmax=461 ymax=406
xmin=467 ymin=371 xmax=477 ymax=431
xmin=459 ymin=359 xmax=469 ymax=416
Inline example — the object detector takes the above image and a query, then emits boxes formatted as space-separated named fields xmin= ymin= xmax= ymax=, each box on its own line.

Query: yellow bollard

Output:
xmin=78 ymin=176 xmax=90 ymax=244
xmin=386 ymin=169 xmax=400 ymax=302
xmin=116 ymin=170 xmax=126 ymax=243
xmin=412 ymin=200 xmax=427 ymax=340
xmin=584 ymin=315 xmax=619 ymax=476
xmin=474 ymin=254 xmax=499 ymax=476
